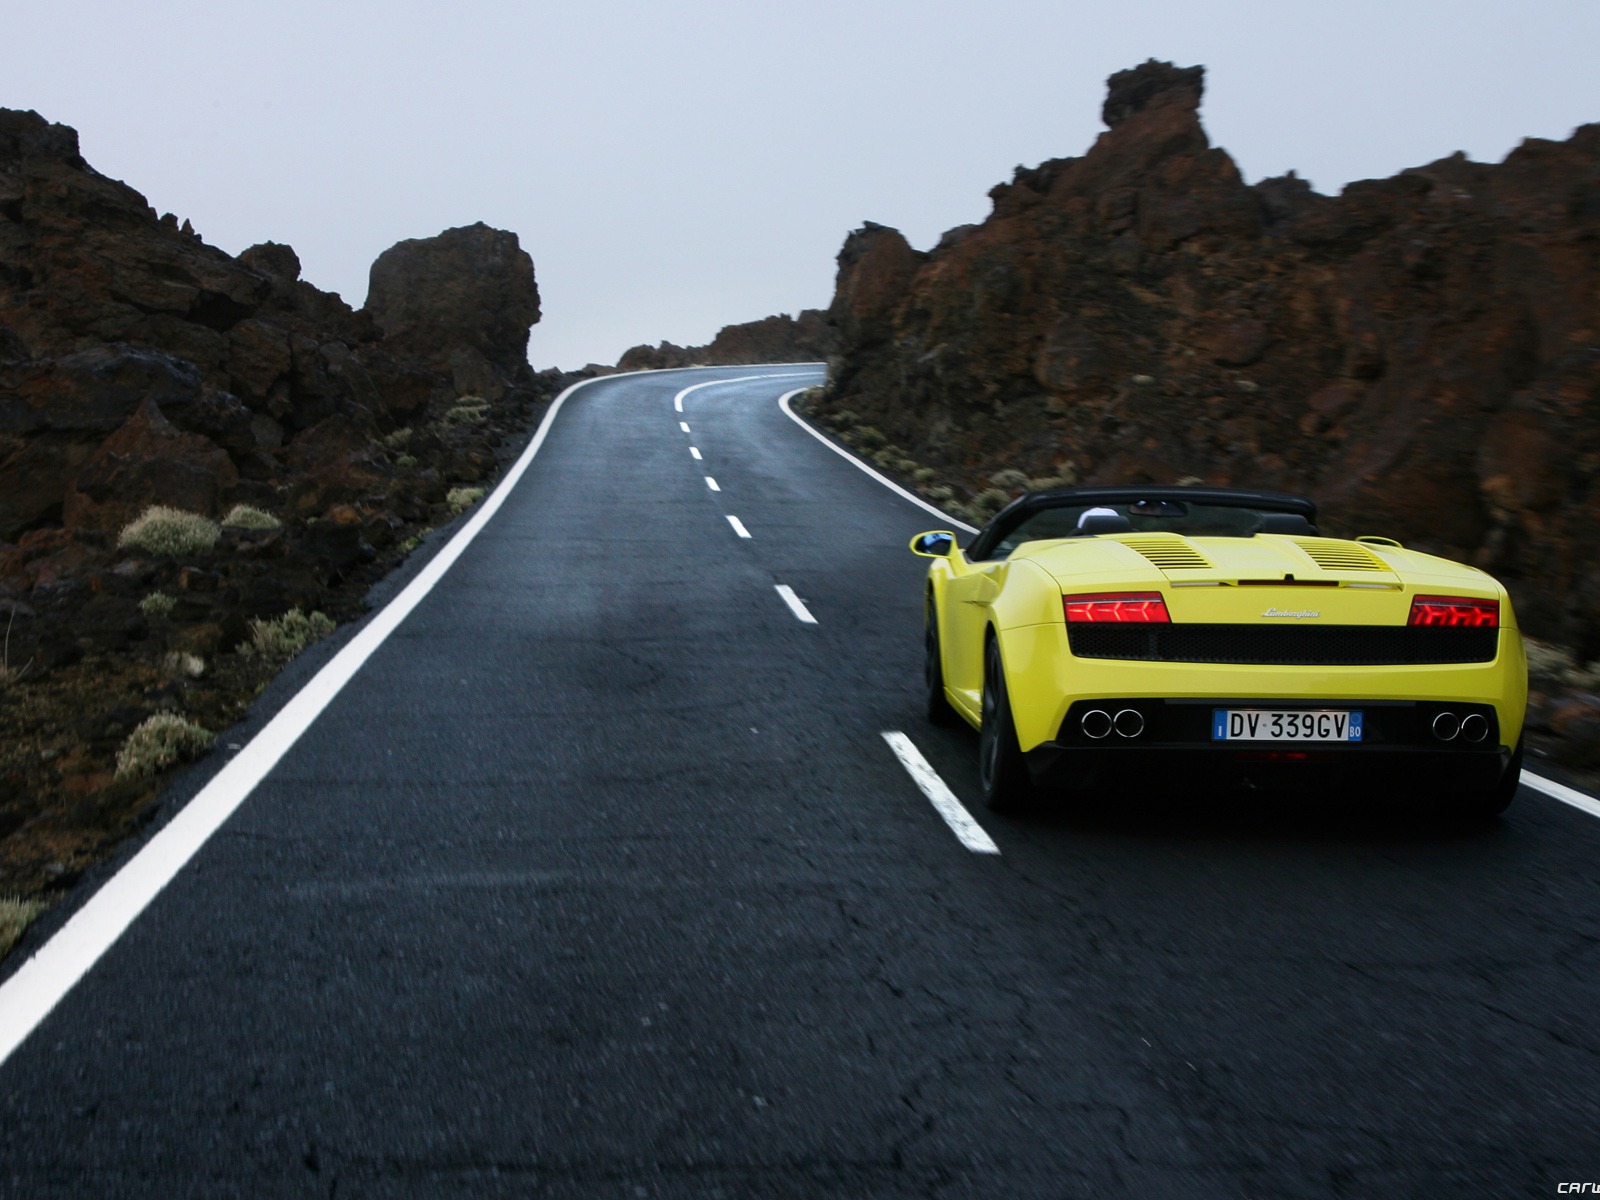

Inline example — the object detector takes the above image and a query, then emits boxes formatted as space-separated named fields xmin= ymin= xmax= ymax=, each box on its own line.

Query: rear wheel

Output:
xmin=979 ymin=637 xmax=1031 ymax=812
xmin=924 ymin=598 xmax=959 ymax=727
xmin=1463 ymin=738 xmax=1523 ymax=821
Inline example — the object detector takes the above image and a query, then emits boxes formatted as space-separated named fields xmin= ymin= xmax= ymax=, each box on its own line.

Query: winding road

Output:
xmin=2 ymin=365 xmax=1599 ymax=1197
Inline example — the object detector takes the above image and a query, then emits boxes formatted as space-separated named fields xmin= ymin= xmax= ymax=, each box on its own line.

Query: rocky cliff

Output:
xmin=0 ymin=108 xmax=555 ymax=899
xmin=816 ymin=60 xmax=1600 ymax=660
xmin=616 ymin=309 xmax=833 ymax=372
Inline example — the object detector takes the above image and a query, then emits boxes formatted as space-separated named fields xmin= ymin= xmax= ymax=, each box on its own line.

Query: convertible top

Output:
xmin=966 ymin=485 xmax=1318 ymax=561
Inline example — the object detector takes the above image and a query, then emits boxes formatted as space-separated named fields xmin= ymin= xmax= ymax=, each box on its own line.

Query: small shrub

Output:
xmin=921 ymin=484 xmax=954 ymax=503
xmin=381 ymin=427 xmax=413 ymax=450
xmin=394 ymin=454 xmax=418 ymax=468
xmin=912 ymin=467 xmax=937 ymax=483
xmin=114 ymin=713 xmax=215 ymax=780
xmin=398 ymin=526 xmax=432 ymax=554
xmin=989 ymin=468 xmax=1031 ymax=492
xmin=238 ymin=609 xmax=336 ymax=663
xmin=444 ymin=399 xmax=489 ymax=426
xmin=970 ymin=487 xmax=1012 ymax=517
xmin=447 ymin=486 xmax=486 ymax=515
xmin=1175 ymin=475 xmax=1205 ymax=487
xmin=1028 ymin=470 xmax=1077 ymax=490
xmin=829 ymin=408 xmax=859 ymax=428
xmin=0 ymin=896 xmax=46 ymax=959
xmin=871 ymin=448 xmax=899 ymax=469
xmin=162 ymin=651 xmax=205 ymax=679
xmin=220 ymin=504 xmax=281 ymax=531
xmin=895 ymin=457 xmax=919 ymax=474
xmin=852 ymin=426 xmax=887 ymax=451
xmin=139 ymin=591 xmax=176 ymax=618
xmin=117 ymin=506 xmax=220 ymax=557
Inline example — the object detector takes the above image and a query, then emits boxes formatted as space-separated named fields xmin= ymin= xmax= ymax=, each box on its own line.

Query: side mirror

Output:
xmin=910 ymin=530 xmax=956 ymax=558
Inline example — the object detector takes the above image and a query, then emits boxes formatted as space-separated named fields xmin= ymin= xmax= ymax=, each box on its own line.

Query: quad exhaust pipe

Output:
xmin=1432 ymin=712 xmax=1489 ymax=743
xmin=1081 ymin=709 xmax=1144 ymax=739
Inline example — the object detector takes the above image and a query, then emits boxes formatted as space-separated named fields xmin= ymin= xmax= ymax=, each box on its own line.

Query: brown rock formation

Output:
xmin=817 ymin=60 xmax=1600 ymax=655
xmin=364 ymin=222 xmax=540 ymax=385
xmin=615 ymin=309 xmax=833 ymax=371
xmin=0 ymin=106 xmax=562 ymax=902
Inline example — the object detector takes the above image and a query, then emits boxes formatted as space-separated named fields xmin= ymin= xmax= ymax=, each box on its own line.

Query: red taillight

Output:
xmin=1063 ymin=592 xmax=1171 ymax=623
xmin=1407 ymin=595 xmax=1499 ymax=628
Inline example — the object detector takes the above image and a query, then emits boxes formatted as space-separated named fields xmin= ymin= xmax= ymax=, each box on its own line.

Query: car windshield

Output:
xmin=993 ymin=499 xmax=1290 ymax=557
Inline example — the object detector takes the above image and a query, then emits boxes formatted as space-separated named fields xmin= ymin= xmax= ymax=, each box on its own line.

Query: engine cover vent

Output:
xmin=1292 ymin=539 xmax=1387 ymax=572
xmin=1116 ymin=535 xmax=1213 ymax=571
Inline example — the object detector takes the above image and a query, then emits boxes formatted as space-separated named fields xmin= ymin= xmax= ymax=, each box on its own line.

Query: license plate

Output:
xmin=1212 ymin=709 xmax=1363 ymax=742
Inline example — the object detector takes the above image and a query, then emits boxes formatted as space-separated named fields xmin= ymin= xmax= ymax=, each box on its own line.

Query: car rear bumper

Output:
xmin=1029 ymin=696 xmax=1514 ymax=794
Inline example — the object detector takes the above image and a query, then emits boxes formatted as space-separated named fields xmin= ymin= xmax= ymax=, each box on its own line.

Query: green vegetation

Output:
xmin=0 ymin=896 xmax=46 ymax=959
xmin=381 ymin=427 xmax=413 ymax=450
xmin=220 ymin=504 xmax=281 ymax=531
xmin=114 ymin=713 xmax=215 ymax=780
xmin=397 ymin=526 xmax=433 ymax=554
xmin=238 ymin=609 xmax=336 ymax=663
xmin=138 ymin=591 xmax=176 ymax=618
xmin=447 ymin=486 xmax=486 ymax=515
xmin=444 ymin=398 xmax=489 ymax=426
xmin=394 ymin=454 xmax=418 ymax=468
xmin=116 ymin=506 xmax=220 ymax=557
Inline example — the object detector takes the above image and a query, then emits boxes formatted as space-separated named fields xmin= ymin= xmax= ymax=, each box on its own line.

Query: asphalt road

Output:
xmin=3 ymin=365 xmax=1600 ymax=1197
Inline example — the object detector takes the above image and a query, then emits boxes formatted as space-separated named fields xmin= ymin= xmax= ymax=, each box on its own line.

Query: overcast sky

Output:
xmin=7 ymin=1 xmax=1599 ymax=370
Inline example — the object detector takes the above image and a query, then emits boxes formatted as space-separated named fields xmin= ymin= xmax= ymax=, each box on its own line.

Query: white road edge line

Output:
xmin=774 ymin=584 xmax=817 ymax=624
xmin=705 ymin=476 xmax=720 ymax=492
xmin=881 ymin=732 xmax=1001 ymax=854
xmin=675 ymin=371 xmax=816 ymax=413
xmin=690 ymin=447 xmax=702 ymax=460
xmin=1523 ymin=771 xmax=1600 ymax=821
xmin=0 ymin=364 xmax=787 ymax=1072
xmin=726 ymin=515 xmax=752 ymax=539
xmin=777 ymin=387 xmax=979 ymax=534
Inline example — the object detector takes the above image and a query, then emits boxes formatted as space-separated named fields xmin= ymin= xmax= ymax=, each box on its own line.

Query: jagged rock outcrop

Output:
xmin=817 ymin=59 xmax=1600 ymax=656
xmin=615 ymin=309 xmax=833 ymax=372
xmin=0 ymin=106 xmax=559 ymax=898
xmin=364 ymin=222 xmax=540 ymax=391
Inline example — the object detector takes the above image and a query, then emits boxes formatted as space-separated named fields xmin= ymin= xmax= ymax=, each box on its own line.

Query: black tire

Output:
xmin=924 ymin=597 xmax=959 ymax=727
xmin=979 ymin=637 xmax=1032 ymax=812
xmin=1463 ymin=737 xmax=1524 ymax=821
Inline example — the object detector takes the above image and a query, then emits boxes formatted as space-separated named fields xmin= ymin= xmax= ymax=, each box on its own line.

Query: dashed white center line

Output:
xmin=881 ymin=732 xmax=1001 ymax=854
xmin=690 ymin=447 xmax=702 ymax=460
xmin=680 ymin=421 xmax=691 ymax=433
xmin=774 ymin=584 xmax=817 ymax=624
xmin=705 ymin=476 xmax=720 ymax=492
xmin=726 ymin=515 xmax=751 ymax=539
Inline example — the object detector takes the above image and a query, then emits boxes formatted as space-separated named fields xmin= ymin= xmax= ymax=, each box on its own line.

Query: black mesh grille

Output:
xmin=1067 ymin=624 xmax=1499 ymax=665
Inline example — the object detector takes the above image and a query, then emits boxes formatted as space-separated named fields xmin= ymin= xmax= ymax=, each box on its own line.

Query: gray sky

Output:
xmin=7 ymin=1 xmax=1599 ymax=370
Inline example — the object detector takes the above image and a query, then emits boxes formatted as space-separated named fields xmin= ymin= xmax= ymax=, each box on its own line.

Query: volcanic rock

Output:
xmin=0 ymin=104 xmax=563 ymax=905
xmin=364 ymin=223 xmax=540 ymax=380
xmin=614 ymin=310 xmax=834 ymax=371
xmin=816 ymin=60 xmax=1600 ymax=656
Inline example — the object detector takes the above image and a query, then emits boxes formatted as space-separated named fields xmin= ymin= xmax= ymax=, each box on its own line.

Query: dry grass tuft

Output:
xmin=238 ymin=609 xmax=336 ymax=663
xmin=0 ymin=896 xmax=47 ymax=959
xmin=447 ymin=487 xmax=486 ymax=515
xmin=114 ymin=713 xmax=215 ymax=780
xmin=138 ymin=591 xmax=176 ymax=618
xmin=220 ymin=504 xmax=281 ymax=531
xmin=117 ymin=506 xmax=220 ymax=557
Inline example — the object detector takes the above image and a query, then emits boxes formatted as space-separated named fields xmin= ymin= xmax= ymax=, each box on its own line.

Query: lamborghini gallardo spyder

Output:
xmin=911 ymin=486 xmax=1527 ymax=817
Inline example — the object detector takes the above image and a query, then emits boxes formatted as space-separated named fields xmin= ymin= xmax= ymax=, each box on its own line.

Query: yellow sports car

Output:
xmin=911 ymin=486 xmax=1527 ymax=817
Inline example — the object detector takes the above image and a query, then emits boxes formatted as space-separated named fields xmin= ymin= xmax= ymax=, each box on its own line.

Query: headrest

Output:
xmin=1257 ymin=513 xmax=1316 ymax=535
xmin=1076 ymin=508 xmax=1134 ymax=535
